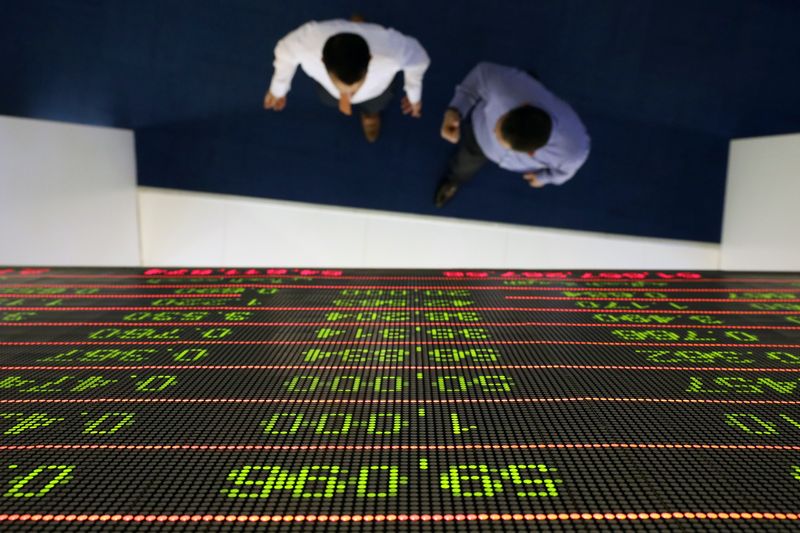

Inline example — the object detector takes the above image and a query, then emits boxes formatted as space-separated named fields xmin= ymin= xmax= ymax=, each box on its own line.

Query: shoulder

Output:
xmin=545 ymin=111 xmax=591 ymax=164
xmin=288 ymin=19 xmax=362 ymax=39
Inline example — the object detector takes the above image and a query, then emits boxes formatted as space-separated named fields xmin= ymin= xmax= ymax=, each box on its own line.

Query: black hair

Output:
xmin=322 ymin=33 xmax=371 ymax=84
xmin=500 ymin=105 xmax=552 ymax=152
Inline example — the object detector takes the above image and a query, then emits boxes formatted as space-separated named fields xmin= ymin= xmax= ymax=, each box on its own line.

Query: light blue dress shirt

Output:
xmin=449 ymin=62 xmax=590 ymax=186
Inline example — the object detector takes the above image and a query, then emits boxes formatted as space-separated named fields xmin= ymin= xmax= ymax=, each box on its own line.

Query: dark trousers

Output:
xmin=315 ymin=81 xmax=394 ymax=114
xmin=446 ymin=120 xmax=488 ymax=184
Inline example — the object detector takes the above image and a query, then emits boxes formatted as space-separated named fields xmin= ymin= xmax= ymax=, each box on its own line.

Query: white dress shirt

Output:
xmin=269 ymin=19 xmax=430 ymax=104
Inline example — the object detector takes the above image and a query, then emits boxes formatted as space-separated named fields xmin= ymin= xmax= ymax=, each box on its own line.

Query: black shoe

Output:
xmin=434 ymin=179 xmax=459 ymax=208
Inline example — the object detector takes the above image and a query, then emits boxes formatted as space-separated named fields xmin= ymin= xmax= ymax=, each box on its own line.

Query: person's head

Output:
xmin=323 ymin=33 xmax=371 ymax=94
xmin=494 ymin=105 xmax=552 ymax=154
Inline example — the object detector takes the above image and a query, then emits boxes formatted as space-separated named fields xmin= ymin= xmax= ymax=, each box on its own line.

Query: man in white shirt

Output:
xmin=263 ymin=19 xmax=430 ymax=142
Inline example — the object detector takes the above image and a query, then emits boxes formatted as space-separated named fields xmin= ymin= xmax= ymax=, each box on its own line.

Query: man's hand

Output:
xmin=523 ymin=173 xmax=545 ymax=188
xmin=263 ymin=91 xmax=287 ymax=111
xmin=401 ymin=96 xmax=422 ymax=118
xmin=440 ymin=108 xmax=461 ymax=143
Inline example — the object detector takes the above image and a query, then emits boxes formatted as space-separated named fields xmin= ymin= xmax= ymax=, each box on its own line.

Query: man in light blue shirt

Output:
xmin=436 ymin=62 xmax=590 ymax=207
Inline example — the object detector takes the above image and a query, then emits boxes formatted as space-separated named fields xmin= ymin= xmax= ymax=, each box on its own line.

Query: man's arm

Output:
xmin=267 ymin=22 xmax=316 ymax=99
xmin=385 ymin=29 xmax=430 ymax=105
xmin=448 ymin=62 xmax=495 ymax=117
xmin=526 ymin=146 xmax=591 ymax=187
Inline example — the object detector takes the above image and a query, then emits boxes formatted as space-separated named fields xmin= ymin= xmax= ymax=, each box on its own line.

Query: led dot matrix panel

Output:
xmin=0 ymin=266 xmax=799 ymax=531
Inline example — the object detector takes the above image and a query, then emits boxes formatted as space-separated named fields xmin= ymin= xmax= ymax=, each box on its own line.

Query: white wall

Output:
xmin=139 ymin=187 xmax=720 ymax=269
xmin=22 ymin=114 xmax=800 ymax=272
xmin=0 ymin=116 xmax=140 ymax=266
xmin=721 ymin=133 xmax=800 ymax=270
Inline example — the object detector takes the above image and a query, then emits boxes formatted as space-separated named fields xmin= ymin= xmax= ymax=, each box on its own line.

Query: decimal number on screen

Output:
xmin=637 ymin=349 xmax=800 ymax=366
xmin=750 ymin=303 xmax=800 ymax=311
xmin=339 ymin=289 xmax=471 ymax=297
xmin=302 ymin=346 xmax=500 ymax=363
xmin=611 ymin=329 xmax=759 ymax=343
xmin=0 ymin=374 xmax=177 ymax=394
xmin=0 ymin=412 xmax=135 ymax=436
xmin=724 ymin=412 xmax=800 ymax=436
xmin=122 ymin=311 xmax=252 ymax=322
xmin=221 ymin=462 xmax=561 ymax=499
xmin=687 ymin=376 xmax=799 ymax=395
xmin=87 ymin=327 xmax=232 ymax=340
xmin=593 ymin=314 xmax=723 ymax=325
xmin=39 ymin=347 xmax=209 ymax=363
xmin=314 ymin=327 xmax=489 ymax=340
xmin=261 ymin=411 xmax=478 ymax=436
xmin=3 ymin=465 xmax=75 ymax=498
xmin=324 ymin=311 xmax=482 ymax=322
xmin=332 ymin=299 xmax=473 ymax=308
xmin=284 ymin=374 xmax=513 ymax=394
xmin=564 ymin=291 xmax=668 ymax=299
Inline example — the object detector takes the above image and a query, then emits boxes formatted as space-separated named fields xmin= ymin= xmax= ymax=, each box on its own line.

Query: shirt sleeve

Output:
xmin=268 ymin=22 xmax=317 ymax=98
xmin=531 ymin=145 xmax=591 ymax=186
xmin=448 ymin=62 xmax=494 ymax=117
xmin=387 ymin=30 xmax=430 ymax=104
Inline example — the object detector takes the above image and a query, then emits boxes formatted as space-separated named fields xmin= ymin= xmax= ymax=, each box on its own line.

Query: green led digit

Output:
xmin=724 ymin=414 xmax=778 ymax=435
xmin=474 ymin=375 xmax=513 ymax=392
xmin=287 ymin=465 xmax=347 ymax=498
xmin=221 ymin=465 xmax=285 ymax=498
xmin=285 ymin=376 xmax=319 ymax=392
xmin=134 ymin=375 xmax=177 ymax=392
xmin=223 ymin=311 xmax=253 ymax=320
xmin=355 ymin=465 xmax=406 ymax=497
xmin=3 ymin=376 xmax=69 ymax=393
xmin=81 ymin=349 xmax=144 ymax=362
xmin=374 ymin=376 xmax=405 ymax=392
xmin=436 ymin=376 xmax=468 ymax=392
xmin=450 ymin=413 xmax=477 ymax=435
xmin=83 ymin=412 xmax=135 ymax=434
xmin=372 ymin=349 xmax=406 ymax=363
xmin=172 ymin=348 xmax=208 ymax=362
xmin=724 ymin=331 xmax=759 ymax=342
xmin=428 ymin=328 xmax=455 ymax=339
xmin=1 ymin=413 xmax=64 ymax=435
xmin=440 ymin=464 xmax=502 ymax=497
xmin=766 ymin=352 xmax=800 ymax=365
xmin=38 ymin=350 xmax=79 ymax=362
xmin=4 ymin=465 xmax=75 ymax=498
xmin=70 ymin=376 xmax=118 ymax=392
xmin=366 ymin=413 xmax=406 ymax=435
xmin=315 ymin=413 xmax=353 ymax=435
xmin=499 ymin=464 xmax=562 ymax=497
xmin=756 ymin=378 xmax=798 ymax=394
xmin=330 ymin=376 xmax=361 ymax=392
xmin=88 ymin=328 xmax=119 ymax=339
xmin=779 ymin=414 xmax=800 ymax=429
xmin=461 ymin=328 xmax=489 ymax=339
xmin=200 ymin=328 xmax=231 ymax=339
xmin=611 ymin=329 xmax=645 ymax=341
xmin=261 ymin=413 xmax=305 ymax=435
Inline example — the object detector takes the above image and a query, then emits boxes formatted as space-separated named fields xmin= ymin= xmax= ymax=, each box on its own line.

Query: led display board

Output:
xmin=0 ymin=267 xmax=799 ymax=530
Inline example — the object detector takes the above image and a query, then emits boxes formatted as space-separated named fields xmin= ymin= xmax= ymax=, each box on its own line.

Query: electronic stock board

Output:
xmin=0 ymin=266 xmax=799 ymax=531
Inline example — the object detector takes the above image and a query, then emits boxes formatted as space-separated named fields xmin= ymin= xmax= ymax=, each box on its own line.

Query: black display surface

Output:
xmin=1 ymin=266 xmax=799 ymax=530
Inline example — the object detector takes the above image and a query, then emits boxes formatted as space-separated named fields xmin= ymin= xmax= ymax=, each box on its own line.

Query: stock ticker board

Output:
xmin=0 ymin=267 xmax=799 ymax=531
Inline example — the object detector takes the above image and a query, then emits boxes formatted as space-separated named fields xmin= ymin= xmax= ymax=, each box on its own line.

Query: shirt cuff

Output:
xmin=268 ymin=80 xmax=290 ymax=99
xmin=404 ymin=86 xmax=423 ymax=104
xmin=448 ymin=93 xmax=474 ymax=117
